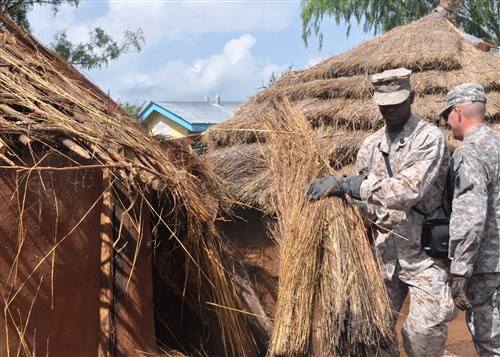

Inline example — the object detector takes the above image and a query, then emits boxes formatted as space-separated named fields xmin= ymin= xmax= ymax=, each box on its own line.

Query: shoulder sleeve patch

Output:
xmin=454 ymin=157 xmax=474 ymax=197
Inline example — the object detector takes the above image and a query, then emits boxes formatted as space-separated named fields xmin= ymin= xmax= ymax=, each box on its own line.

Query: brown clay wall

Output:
xmin=0 ymin=152 xmax=103 ymax=356
xmin=0 ymin=149 xmax=157 ymax=356
xmin=218 ymin=208 xmax=279 ymax=318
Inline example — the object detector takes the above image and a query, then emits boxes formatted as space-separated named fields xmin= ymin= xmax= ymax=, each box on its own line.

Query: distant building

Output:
xmin=139 ymin=95 xmax=243 ymax=139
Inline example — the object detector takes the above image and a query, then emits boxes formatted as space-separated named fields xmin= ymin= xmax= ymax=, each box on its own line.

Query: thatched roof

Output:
xmin=205 ymin=15 xmax=499 ymax=212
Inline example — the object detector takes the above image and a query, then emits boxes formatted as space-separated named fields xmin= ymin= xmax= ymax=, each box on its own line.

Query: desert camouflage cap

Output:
xmin=371 ymin=68 xmax=412 ymax=106
xmin=440 ymin=83 xmax=487 ymax=119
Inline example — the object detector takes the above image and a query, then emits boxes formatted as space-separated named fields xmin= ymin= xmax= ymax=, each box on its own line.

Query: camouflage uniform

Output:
xmin=356 ymin=115 xmax=457 ymax=357
xmin=448 ymin=123 xmax=500 ymax=356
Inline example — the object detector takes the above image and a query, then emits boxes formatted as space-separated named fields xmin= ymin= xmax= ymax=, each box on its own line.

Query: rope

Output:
xmin=432 ymin=1 xmax=454 ymax=18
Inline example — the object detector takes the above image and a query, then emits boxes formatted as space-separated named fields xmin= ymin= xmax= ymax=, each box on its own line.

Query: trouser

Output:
xmin=384 ymin=261 xmax=458 ymax=357
xmin=466 ymin=273 xmax=500 ymax=356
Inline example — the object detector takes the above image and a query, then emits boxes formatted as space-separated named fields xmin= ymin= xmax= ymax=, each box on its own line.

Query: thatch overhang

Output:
xmin=205 ymin=15 xmax=499 ymax=212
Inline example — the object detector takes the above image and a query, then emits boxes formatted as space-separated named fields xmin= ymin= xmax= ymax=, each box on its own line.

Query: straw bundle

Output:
xmin=263 ymin=101 xmax=324 ymax=354
xmin=264 ymin=99 xmax=394 ymax=356
xmin=319 ymin=202 xmax=394 ymax=356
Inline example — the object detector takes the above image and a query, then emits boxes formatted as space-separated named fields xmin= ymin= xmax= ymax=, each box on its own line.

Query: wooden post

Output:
xmin=98 ymin=168 xmax=115 ymax=357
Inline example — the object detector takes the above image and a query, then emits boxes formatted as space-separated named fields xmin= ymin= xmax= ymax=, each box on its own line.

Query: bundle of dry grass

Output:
xmin=319 ymin=202 xmax=394 ymax=356
xmin=0 ymin=11 xmax=256 ymax=356
xmin=264 ymin=99 xmax=394 ymax=356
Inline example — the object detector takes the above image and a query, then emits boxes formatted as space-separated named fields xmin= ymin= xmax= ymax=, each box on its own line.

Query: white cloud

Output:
xmin=30 ymin=1 xmax=295 ymax=46
xmin=224 ymin=34 xmax=256 ymax=65
xmin=112 ymin=34 xmax=272 ymax=102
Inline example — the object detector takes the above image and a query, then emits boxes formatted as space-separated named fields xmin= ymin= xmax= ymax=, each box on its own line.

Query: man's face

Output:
xmin=378 ymin=94 xmax=413 ymax=129
xmin=446 ymin=105 xmax=464 ymax=140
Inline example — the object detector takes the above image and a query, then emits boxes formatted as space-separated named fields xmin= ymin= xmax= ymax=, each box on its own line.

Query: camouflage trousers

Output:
xmin=466 ymin=272 xmax=500 ymax=356
xmin=384 ymin=261 xmax=458 ymax=357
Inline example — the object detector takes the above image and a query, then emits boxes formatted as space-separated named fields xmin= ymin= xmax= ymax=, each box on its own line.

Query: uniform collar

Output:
xmin=463 ymin=123 xmax=487 ymax=142
xmin=378 ymin=115 xmax=419 ymax=153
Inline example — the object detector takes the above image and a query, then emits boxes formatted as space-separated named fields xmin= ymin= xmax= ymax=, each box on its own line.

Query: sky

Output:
xmin=28 ymin=0 xmax=374 ymax=107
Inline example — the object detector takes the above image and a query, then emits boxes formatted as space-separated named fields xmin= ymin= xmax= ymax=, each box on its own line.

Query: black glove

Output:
xmin=306 ymin=175 xmax=339 ymax=200
xmin=450 ymin=274 xmax=472 ymax=311
xmin=306 ymin=174 xmax=366 ymax=201
xmin=337 ymin=174 xmax=366 ymax=200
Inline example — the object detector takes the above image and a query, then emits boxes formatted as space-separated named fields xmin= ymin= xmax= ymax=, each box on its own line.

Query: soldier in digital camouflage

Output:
xmin=441 ymin=83 xmax=500 ymax=356
xmin=307 ymin=68 xmax=457 ymax=356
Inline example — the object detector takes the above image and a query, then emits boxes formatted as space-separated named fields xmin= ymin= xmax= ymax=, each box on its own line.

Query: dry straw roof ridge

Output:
xmin=277 ymin=15 xmax=499 ymax=82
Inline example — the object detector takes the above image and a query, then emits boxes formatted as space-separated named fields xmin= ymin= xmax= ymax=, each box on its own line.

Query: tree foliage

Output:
xmin=0 ymin=0 xmax=79 ymax=31
xmin=52 ymin=28 xmax=144 ymax=70
xmin=301 ymin=0 xmax=500 ymax=48
xmin=0 ymin=0 xmax=145 ymax=70
xmin=120 ymin=101 xmax=147 ymax=119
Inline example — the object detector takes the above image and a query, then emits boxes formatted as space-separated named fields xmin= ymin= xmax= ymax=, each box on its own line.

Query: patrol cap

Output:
xmin=371 ymin=68 xmax=412 ymax=106
xmin=440 ymin=83 xmax=487 ymax=119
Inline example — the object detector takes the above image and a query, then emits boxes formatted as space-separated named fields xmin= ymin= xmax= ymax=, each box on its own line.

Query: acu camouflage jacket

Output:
xmin=448 ymin=124 xmax=500 ymax=277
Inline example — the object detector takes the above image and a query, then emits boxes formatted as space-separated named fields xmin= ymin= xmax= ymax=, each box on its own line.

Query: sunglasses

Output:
xmin=441 ymin=105 xmax=462 ymax=120
xmin=441 ymin=106 xmax=453 ymax=120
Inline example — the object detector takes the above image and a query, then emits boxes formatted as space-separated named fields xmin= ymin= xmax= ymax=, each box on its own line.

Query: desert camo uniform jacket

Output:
xmin=448 ymin=124 xmax=500 ymax=277
xmin=355 ymin=115 xmax=450 ymax=280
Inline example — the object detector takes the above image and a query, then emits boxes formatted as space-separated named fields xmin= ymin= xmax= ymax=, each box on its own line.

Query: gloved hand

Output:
xmin=306 ymin=174 xmax=366 ymax=201
xmin=338 ymin=174 xmax=366 ymax=200
xmin=450 ymin=274 xmax=472 ymax=311
xmin=306 ymin=175 xmax=339 ymax=200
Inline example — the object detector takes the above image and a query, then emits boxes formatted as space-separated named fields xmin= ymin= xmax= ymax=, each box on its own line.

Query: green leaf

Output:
xmin=2 ymin=0 xmax=147 ymax=69
xmin=301 ymin=0 xmax=499 ymax=47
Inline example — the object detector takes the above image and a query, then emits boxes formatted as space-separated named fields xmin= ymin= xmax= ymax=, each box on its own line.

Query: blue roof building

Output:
xmin=139 ymin=95 xmax=243 ymax=139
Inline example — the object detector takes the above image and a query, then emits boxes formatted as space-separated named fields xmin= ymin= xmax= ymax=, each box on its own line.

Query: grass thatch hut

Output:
xmin=0 ymin=12 xmax=261 ymax=357
xmin=203 ymin=11 xmax=499 ymax=357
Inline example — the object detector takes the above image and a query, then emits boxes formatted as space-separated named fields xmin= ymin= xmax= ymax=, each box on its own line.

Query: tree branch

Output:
xmin=454 ymin=10 xmax=498 ymax=42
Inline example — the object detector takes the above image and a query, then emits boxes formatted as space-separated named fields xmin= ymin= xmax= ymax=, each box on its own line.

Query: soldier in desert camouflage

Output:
xmin=441 ymin=83 xmax=500 ymax=356
xmin=307 ymin=68 xmax=457 ymax=356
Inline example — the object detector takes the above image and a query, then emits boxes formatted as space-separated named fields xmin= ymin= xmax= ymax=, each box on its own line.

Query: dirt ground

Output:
xmin=396 ymin=296 xmax=477 ymax=357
